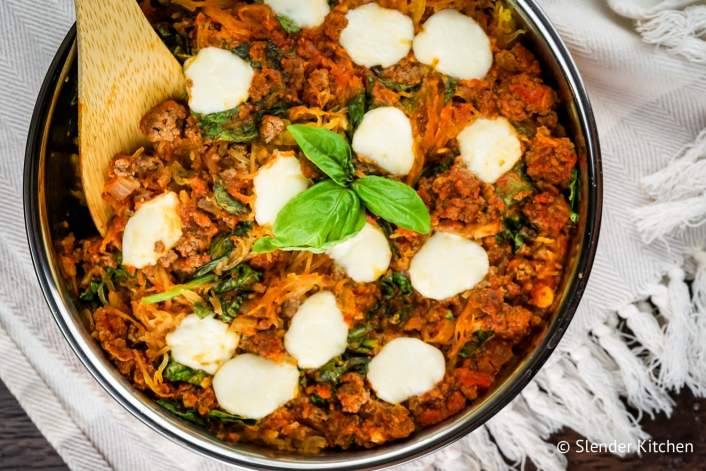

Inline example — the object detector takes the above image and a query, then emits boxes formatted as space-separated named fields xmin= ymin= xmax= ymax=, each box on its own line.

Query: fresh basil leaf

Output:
xmin=251 ymin=237 xmax=280 ymax=254
xmin=276 ymin=15 xmax=301 ymax=34
xmin=347 ymin=93 xmax=366 ymax=134
xmin=163 ymin=359 xmax=209 ymax=386
xmin=352 ymin=176 xmax=430 ymax=234
xmin=141 ymin=275 xmax=215 ymax=304
xmin=253 ymin=181 xmax=366 ymax=252
xmin=156 ymin=400 xmax=206 ymax=426
xmin=214 ymin=182 xmax=247 ymax=215
xmin=287 ymin=125 xmax=354 ymax=186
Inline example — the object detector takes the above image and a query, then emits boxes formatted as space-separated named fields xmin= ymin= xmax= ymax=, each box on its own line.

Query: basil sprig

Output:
xmin=252 ymin=125 xmax=431 ymax=253
xmin=352 ymin=176 xmax=431 ymax=235
xmin=253 ymin=181 xmax=366 ymax=253
xmin=287 ymin=125 xmax=354 ymax=187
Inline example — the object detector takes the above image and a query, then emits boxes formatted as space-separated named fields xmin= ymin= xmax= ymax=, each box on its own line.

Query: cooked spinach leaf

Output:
xmin=443 ymin=76 xmax=458 ymax=103
xmin=154 ymin=22 xmax=191 ymax=63
xmin=214 ymin=182 xmax=247 ymax=215
xmin=458 ymin=330 xmax=495 ymax=358
xmin=156 ymin=400 xmax=206 ymax=426
xmin=496 ymin=168 xmax=534 ymax=207
xmin=196 ymin=108 xmax=258 ymax=143
xmin=369 ymin=66 xmax=421 ymax=92
xmin=310 ymin=394 xmax=329 ymax=407
xmin=315 ymin=355 xmax=370 ymax=384
xmin=206 ymin=409 xmax=256 ymax=425
xmin=193 ymin=302 xmax=213 ymax=318
xmin=496 ymin=216 xmax=533 ymax=252
xmin=163 ymin=359 xmax=209 ymax=386
xmin=380 ymin=272 xmax=413 ymax=299
xmin=276 ymin=15 xmax=301 ymax=34
xmin=347 ymin=93 xmax=366 ymax=134
xmin=214 ymin=264 xmax=261 ymax=294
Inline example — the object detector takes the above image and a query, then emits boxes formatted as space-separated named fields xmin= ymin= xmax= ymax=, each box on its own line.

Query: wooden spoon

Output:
xmin=75 ymin=0 xmax=186 ymax=235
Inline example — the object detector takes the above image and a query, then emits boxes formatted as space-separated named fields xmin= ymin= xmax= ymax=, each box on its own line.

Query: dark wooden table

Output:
xmin=0 ymin=380 xmax=703 ymax=470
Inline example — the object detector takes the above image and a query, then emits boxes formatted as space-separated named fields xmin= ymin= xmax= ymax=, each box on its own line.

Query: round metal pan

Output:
xmin=24 ymin=2 xmax=602 ymax=469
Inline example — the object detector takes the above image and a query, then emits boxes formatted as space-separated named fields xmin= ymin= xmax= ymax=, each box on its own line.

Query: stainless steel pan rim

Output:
xmin=24 ymin=1 xmax=602 ymax=469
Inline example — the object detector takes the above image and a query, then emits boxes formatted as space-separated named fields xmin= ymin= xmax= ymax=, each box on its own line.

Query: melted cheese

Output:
xmin=213 ymin=354 xmax=299 ymax=419
xmin=254 ymin=154 xmax=310 ymax=226
xmin=327 ymin=222 xmax=391 ymax=283
xmin=183 ymin=47 xmax=254 ymax=115
xmin=165 ymin=314 xmax=239 ymax=375
xmin=409 ymin=232 xmax=489 ymax=300
xmin=122 ymin=192 xmax=182 ymax=269
xmin=340 ymin=3 xmax=414 ymax=68
xmin=367 ymin=337 xmax=445 ymax=404
xmin=284 ymin=291 xmax=348 ymax=369
xmin=412 ymin=9 xmax=493 ymax=80
xmin=352 ymin=107 xmax=415 ymax=176
xmin=265 ymin=0 xmax=330 ymax=28
xmin=458 ymin=117 xmax=522 ymax=183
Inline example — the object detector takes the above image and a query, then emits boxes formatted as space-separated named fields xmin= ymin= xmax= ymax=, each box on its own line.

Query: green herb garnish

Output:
xmin=352 ymin=176 xmax=430 ymax=235
xmin=252 ymin=125 xmax=431 ymax=253
xmin=310 ymin=394 xmax=329 ymax=407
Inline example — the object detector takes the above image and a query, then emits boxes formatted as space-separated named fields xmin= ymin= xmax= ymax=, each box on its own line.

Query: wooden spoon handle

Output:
xmin=75 ymin=0 xmax=186 ymax=235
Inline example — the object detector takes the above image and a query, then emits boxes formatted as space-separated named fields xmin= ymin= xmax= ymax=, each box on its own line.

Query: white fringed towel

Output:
xmin=0 ymin=1 xmax=705 ymax=470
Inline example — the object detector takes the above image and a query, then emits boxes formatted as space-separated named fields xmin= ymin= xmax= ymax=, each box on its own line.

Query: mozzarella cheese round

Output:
xmin=254 ymin=154 xmax=310 ymax=226
xmin=284 ymin=291 xmax=348 ymax=369
xmin=409 ymin=232 xmax=489 ymax=300
xmin=183 ymin=47 xmax=254 ymax=115
xmin=412 ymin=9 xmax=493 ymax=80
xmin=367 ymin=337 xmax=445 ymax=404
xmin=327 ymin=222 xmax=391 ymax=283
xmin=352 ymin=107 xmax=415 ymax=176
xmin=458 ymin=117 xmax=522 ymax=184
xmin=213 ymin=354 xmax=299 ymax=419
xmin=265 ymin=0 xmax=330 ymax=28
xmin=165 ymin=314 xmax=239 ymax=375
xmin=340 ymin=3 xmax=414 ymax=68
xmin=122 ymin=192 xmax=183 ymax=269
